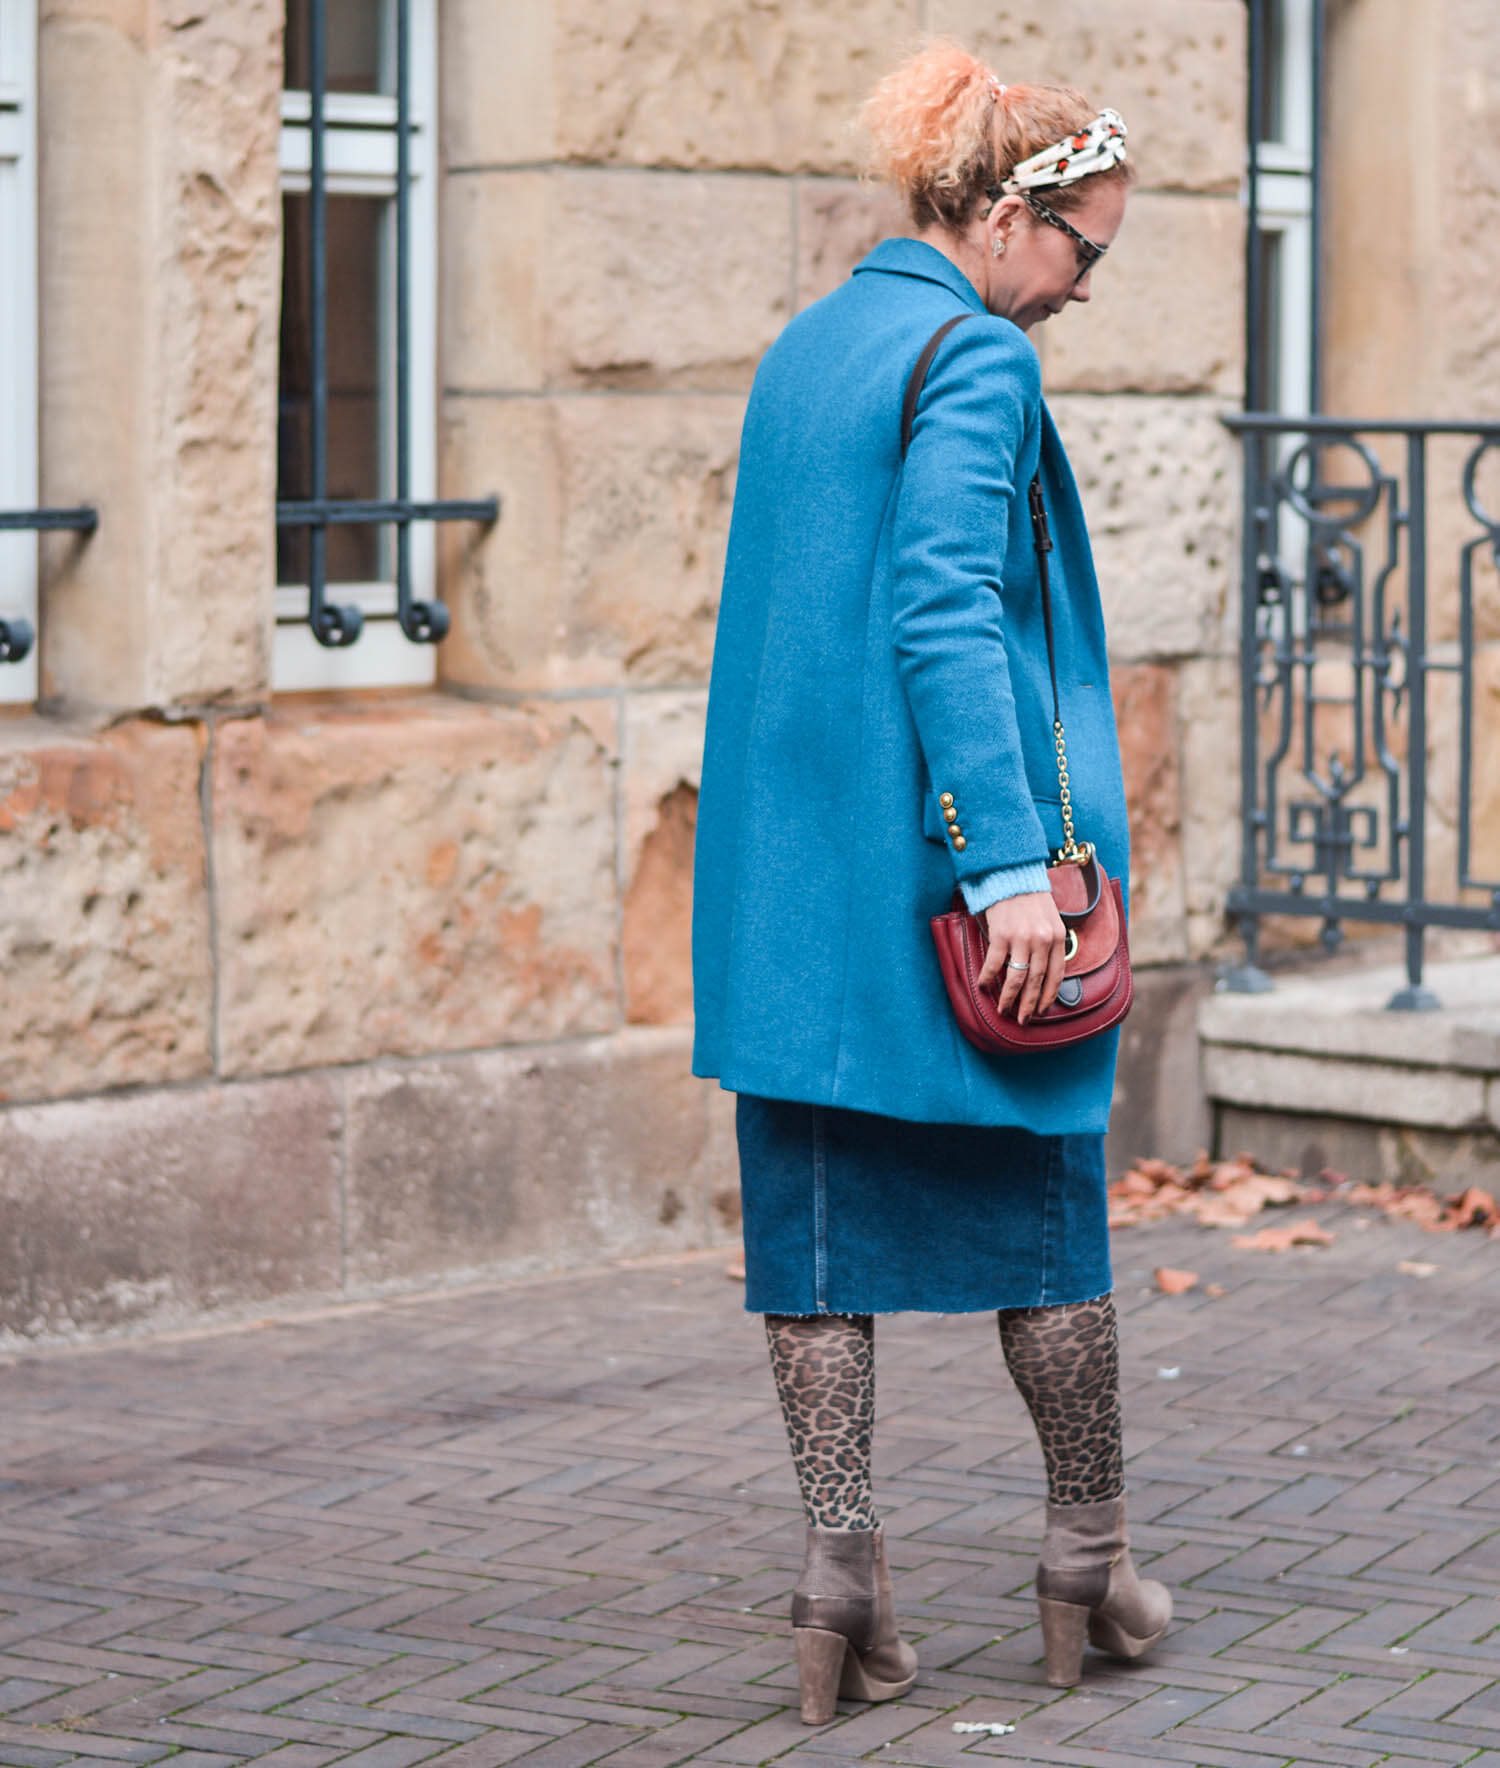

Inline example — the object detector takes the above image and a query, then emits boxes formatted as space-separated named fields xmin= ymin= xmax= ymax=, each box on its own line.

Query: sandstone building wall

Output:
xmin=5 ymin=0 xmax=1490 ymax=1341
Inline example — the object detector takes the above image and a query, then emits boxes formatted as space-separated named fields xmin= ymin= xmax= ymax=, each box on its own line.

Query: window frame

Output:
xmin=0 ymin=0 xmax=39 ymax=704
xmin=273 ymin=0 xmax=441 ymax=693
xmin=1248 ymin=0 xmax=1319 ymax=417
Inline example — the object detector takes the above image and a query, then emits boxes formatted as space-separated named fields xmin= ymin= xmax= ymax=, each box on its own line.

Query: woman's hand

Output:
xmin=977 ymin=891 xmax=1067 ymax=1025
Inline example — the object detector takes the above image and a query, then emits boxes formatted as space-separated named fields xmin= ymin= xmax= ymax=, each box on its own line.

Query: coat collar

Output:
xmin=851 ymin=237 xmax=987 ymax=312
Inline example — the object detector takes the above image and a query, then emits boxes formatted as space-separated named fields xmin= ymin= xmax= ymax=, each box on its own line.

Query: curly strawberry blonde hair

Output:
xmin=861 ymin=39 xmax=1132 ymax=228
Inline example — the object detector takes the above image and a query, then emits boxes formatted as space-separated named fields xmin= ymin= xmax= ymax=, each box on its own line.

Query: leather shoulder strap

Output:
xmin=899 ymin=314 xmax=971 ymax=459
xmin=899 ymin=313 xmax=1065 ymax=734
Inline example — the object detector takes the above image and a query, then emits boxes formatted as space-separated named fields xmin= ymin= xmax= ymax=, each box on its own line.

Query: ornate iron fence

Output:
xmin=1222 ymin=414 xmax=1500 ymax=1008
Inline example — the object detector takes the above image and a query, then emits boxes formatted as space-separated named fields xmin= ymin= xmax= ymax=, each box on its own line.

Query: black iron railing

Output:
xmin=1222 ymin=415 xmax=1500 ymax=1008
xmin=277 ymin=0 xmax=496 ymax=649
xmin=0 ymin=506 xmax=98 ymax=663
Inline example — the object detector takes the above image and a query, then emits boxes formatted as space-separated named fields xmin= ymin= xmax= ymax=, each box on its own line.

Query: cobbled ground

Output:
xmin=0 ymin=1201 xmax=1497 ymax=1768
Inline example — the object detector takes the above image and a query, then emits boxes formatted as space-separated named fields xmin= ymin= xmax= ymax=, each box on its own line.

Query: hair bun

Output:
xmin=861 ymin=40 xmax=1124 ymax=229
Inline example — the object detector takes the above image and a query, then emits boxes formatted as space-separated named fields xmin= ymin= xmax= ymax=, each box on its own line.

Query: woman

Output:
xmin=692 ymin=42 xmax=1170 ymax=1720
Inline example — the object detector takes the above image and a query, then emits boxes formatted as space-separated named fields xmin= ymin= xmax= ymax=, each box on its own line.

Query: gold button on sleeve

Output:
xmin=953 ymin=835 xmax=967 ymax=851
xmin=943 ymin=806 xmax=958 ymax=823
xmin=948 ymin=824 xmax=963 ymax=839
xmin=939 ymin=792 xmax=954 ymax=808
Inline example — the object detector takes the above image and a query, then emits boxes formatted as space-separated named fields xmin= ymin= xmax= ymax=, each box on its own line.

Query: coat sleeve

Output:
xmin=891 ymin=317 xmax=1051 ymax=886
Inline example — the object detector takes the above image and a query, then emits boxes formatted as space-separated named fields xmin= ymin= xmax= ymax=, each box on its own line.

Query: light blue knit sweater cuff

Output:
xmin=959 ymin=859 xmax=1052 ymax=916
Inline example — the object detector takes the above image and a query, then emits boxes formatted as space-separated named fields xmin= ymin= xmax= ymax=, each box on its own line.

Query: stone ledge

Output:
xmin=1199 ymin=955 xmax=1500 ymax=1136
xmin=0 ymin=1026 xmax=738 ymax=1344
xmin=344 ymin=1026 xmax=739 ymax=1288
xmin=1199 ymin=955 xmax=1500 ymax=1072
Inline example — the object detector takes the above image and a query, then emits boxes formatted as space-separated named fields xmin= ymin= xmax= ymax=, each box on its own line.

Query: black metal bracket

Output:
xmin=275 ymin=496 xmax=500 ymax=647
xmin=0 ymin=506 xmax=99 ymax=665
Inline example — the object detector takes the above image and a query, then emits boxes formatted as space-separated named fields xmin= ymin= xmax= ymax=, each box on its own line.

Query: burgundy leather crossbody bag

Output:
xmin=902 ymin=315 xmax=1134 ymax=1054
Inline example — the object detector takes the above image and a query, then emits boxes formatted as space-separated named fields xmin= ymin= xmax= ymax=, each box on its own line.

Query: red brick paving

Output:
xmin=0 ymin=1200 xmax=1497 ymax=1765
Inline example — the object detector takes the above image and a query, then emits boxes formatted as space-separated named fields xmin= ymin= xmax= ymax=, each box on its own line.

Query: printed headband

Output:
xmin=997 ymin=108 xmax=1128 ymax=194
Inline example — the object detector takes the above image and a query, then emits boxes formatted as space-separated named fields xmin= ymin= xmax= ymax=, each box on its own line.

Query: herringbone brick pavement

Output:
xmin=0 ymin=1200 xmax=1497 ymax=1767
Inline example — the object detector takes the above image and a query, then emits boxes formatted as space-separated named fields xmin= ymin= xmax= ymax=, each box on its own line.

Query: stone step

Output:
xmin=1198 ymin=955 xmax=1500 ymax=1189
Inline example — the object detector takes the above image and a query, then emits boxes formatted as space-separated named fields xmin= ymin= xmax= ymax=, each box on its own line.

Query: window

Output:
xmin=1247 ymin=0 xmax=1319 ymax=415
xmin=275 ymin=0 xmax=492 ymax=691
xmin=0 ymin=0 xmax=38 ymax=702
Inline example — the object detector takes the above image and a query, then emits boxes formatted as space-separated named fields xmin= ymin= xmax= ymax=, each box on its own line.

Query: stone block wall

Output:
xmin=4 ymin=0 xmax=1263 ymax=1340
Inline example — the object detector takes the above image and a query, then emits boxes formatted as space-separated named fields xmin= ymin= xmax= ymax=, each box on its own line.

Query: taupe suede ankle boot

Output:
xmin=1035 ymin=1496 xmax=1171 ymax=1686
xmin=790 ymin=1523 xmax=918 ymax=1724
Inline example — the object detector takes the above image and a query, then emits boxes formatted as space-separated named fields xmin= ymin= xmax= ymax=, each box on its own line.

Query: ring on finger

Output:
xmin=1006 ymin=959 xmax=1030 ymax=972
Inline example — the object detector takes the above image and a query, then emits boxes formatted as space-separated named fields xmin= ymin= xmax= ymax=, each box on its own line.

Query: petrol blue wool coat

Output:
xmin=691 ymin=238 xmax=1130 ymax=1135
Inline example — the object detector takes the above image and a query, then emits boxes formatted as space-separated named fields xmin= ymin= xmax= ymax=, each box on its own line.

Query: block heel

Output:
xmin=1037 ymin=1596 xmax=1091 ymax=1687
xmin=793 ymin=1626 xmax=850 ymax=1725
xmin=789 ymin=1524 xmax=919 ymax=1725
xmin=1035 ymin=1498 xmax=1172 ymax=1686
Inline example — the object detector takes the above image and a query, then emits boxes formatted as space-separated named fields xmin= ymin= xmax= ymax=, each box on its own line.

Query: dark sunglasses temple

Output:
xmin=1023 ymin=195 xmax=1107 ymax=273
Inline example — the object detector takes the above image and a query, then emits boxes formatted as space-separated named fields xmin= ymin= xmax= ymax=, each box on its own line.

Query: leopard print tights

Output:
xmin=766 ymin=1295 xmax=1124 ymax=1527
xmin=765 ymin=1314 xmax=877 ymax=1530
xmin=998 ymin=1293 xmax=1124 ymax=1505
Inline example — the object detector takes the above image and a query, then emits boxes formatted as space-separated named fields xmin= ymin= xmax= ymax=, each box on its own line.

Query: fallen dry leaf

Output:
xmin=1446 ymin=1187 xmax=1497 ymax=1230
xmin=1231 ymin=1217 xmax=1336 ymax=1252
xmin=1112 ymin=1151 xmax=1500 ymax=1244
xmin=1397 ymin=1260 xmax=1438 ymax=1278
xmin=1154 ymin=1267 xmax=1200 ymax=1295
xmin=1110 ymin=1150 xmax=1317 ymax=1229
xmin=1205 ymin=1283 xmax=1227 ymax=1297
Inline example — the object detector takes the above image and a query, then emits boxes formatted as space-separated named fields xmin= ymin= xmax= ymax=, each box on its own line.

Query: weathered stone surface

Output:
xmin=1322 ymin=0 xmax=1439 ymax=419
xmin=441 ymin=395 xmax=740 ymax=694
xmin=213 ymin=697 xmax=620 ymax=1076
xmin=1435 ymin=0 xmax=1500 ymax=416
xmin=445 ymin=169 xmax=790 ymax=395
xmin=556 ymin=398 xmax=738 ymax=683
xmin=1215 ymin=1104 xmax=1500 ymax=1192
xmin=39 ymin=0 xmax=280 ymax=711
xmin=796 ymin=178 xmax=905 ymax=311
xmin=622 ymin=692 xmax=706 ymax=1027
xmin=551 ymin=2 xmax=920 ymax=174
xmin=550 ymin=171 xmax=791 ymax=389
xmin=622 ymin=691 xmax=708 ymax=883
xmin=343 ymin=1028 xmax=738 ymax=1286
xmin=438 ymin=397 xmax=568 ymax=691
xmin=1051 ymin=394 xmax=1238 ymax=663
xmin=1202 ymin=1041 xmax=1490 ymax=1130
xmin=928 ymin=0 xmax=1245 ymax=194
xmin=1200 ymin=953 xmax=1500 ymax=1072
xmin=1043 ymin=194 xmax=1242 ymax=397
xmin=1176 ymin=654 xmax=1242 ymax=962
xmin=442 ymin=172 xmax=548 ymax=394
xmin=1107 ymin=962 xmax=1214 ymax=1172
xmin=441 ymin=0 xmax=553 ymax=168
xmin=0 ymin=717 xmax=212 ymax=1103
xmin=623 ymin=781 xmax=696 ymax=1026
xmin=1111 ymin=662 xmax=1187 ymax=966
xmin=0 ymin=1075 xmax=341 ymax=1339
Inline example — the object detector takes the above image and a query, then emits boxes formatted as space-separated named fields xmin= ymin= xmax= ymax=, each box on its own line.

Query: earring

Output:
xmin=992 ymin=237 xmax=1006 ymax=257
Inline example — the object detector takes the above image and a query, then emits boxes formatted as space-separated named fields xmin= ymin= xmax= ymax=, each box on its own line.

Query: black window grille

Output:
xmin=0 ymin=506 xmax=98 ymax=663
xmin=276 ymin=0 xmax=496 ymax=651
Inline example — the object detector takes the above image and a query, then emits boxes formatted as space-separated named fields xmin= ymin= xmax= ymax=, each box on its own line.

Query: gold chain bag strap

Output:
xmin=901 ymin=315 xmax=1134 ymax=1053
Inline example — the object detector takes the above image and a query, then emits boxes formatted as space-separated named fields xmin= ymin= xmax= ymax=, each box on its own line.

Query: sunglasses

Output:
xmin=986 ymin=188 xmax=1109 ymax=281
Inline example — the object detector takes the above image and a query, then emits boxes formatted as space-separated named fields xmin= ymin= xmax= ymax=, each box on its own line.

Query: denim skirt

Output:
xmin=736 ymin=1093 xmax=1111 ymax=1316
